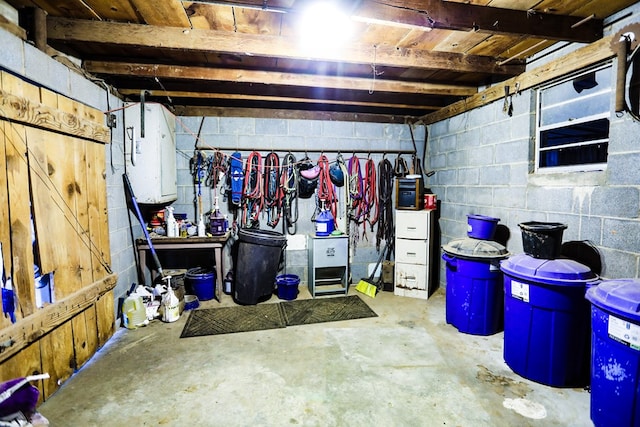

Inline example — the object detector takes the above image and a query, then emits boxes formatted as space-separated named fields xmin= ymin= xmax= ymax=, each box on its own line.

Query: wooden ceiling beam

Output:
xmin=420 ymin=34 xmax=616 ymax=124
xmin=130 ymin=0 xmax=191 ymax=27
xmin=172 ymin=105 xmax=411 ymax=124
xmin=48 ymin=17 xmax=524 ymax=75
xmin=117 ymin=89 xmax=442 ymax=111
xmin=84 ymin=61 xmax=478 ymax=96
xmin=352 ymin=0 xmax=602 ymax=43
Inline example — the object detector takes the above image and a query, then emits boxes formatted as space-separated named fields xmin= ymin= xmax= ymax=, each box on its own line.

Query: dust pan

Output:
xmin=355 ymin=278 xmax=378 ymax=298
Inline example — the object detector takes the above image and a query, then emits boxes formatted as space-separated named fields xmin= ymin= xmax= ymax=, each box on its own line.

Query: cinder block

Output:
xmin=256 ymin=118 xmax=287 ymax=135
xmin=494 ymin=187 xmax=526 ymax=209
xmin=458 ymin=167 xmax=479 ymax=185
xmin=591 ymin=187 xmax=639 ymax=218
xmin=0 ymin=30 xmax=23 ymax=75
xmin=480 ymin=165 xmax=510 ymax=185
xmin=322 ymin=120 xmax=354 ymax=137
xmin=607 ymin=152 xmax=640 ymax=185
xmin=289 ymin=119 xmax=321 ymax=136
xmin=598 ymin=248 xmax=637 ymax=278
xmin=495 ymin=140 xmax=529 ymax=164
xmin=355 ymin=122 xmax=382 ymax=138
xmin=446 ymin=150 xmax=466 ymax=168
xmin=24 ymin=43 xmax=69 ymax=96
xmin=468 ymin=145 xmax=494 ymax=166
xmin=220 ymin=117 xmax=255 ymax=135
xmin=526 ymin=187 xmax=573 ymax=213
xmin=602 ymin=218 xmax=640 ymax=252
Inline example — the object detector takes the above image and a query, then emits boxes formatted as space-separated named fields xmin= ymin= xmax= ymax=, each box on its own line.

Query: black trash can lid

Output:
xmin=442 ymin=237 xmax=509 ymax=260
xmin=238 ymin=228 xmax=287 ymax=247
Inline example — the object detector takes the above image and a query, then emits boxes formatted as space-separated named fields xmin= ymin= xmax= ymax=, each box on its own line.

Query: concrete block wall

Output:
xmin=426 ymin=7 xmax=640 ymax=282
xmin=173 ymin=116 xmax=424 ymax=287
xmin=0 ymin=26 xmax=137 ymax=307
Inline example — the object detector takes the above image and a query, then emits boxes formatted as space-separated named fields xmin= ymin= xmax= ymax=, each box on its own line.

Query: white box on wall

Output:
xmin=124 ymin=102 xmax=177 ymax=204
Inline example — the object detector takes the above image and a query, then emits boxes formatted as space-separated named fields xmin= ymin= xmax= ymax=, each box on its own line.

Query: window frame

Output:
xmin=534 ymin=62 xmax=613 ymax=174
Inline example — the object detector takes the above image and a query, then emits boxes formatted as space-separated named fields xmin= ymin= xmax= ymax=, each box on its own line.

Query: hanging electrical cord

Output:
xmin=281 ymin=152 xmax=299 ymax=235
xmin=376 ymin=156 xmax=395 ymax=255
xmin=263 ymin=151 xmax=283 ymax=228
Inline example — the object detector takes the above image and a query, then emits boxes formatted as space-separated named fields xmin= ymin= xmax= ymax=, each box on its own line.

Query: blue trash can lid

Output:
xmin=500 ymin=253 xmax=598 ymax=286
xmin=586 ymin=279 xmax=640 ymax=320
xmin=442 ymin=237 xmax=509 ymax=260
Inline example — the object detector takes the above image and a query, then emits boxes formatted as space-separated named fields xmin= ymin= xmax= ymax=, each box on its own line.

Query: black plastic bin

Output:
xmin=518 ymin=221 xmax=567 ymax=259
xmin=234 ymin=228 xmax=287 ymax=305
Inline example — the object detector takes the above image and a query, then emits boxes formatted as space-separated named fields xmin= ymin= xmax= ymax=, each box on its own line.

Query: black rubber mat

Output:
xmin=180 ymin=295 xmax=377 ymax=338
xmin=281 ymin=295 xmax=378 ymax=327
xmin=180 ymin=303 xmax=286 ymax=338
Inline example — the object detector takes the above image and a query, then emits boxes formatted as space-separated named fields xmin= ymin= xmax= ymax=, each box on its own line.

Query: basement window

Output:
xmin=535 ymin=63 xmax=612 ymax=173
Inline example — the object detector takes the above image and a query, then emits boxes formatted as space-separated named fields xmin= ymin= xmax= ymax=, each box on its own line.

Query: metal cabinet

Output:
xmin=124 ymin=102 xmax=177 ymax=204
xmin=394 ymin=209 xmax=435 ymax=299
xmin=307 ymin=235 xmax=349 ymax=297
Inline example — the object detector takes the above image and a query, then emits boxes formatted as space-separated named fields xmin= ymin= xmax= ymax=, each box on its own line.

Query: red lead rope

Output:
xmin=242 ymin=151 xmax=263 ymax=227
xmin=363 ymin=157 xmax=379 ymax=233
xmin=264 ymin=152 xmax=282 ymax=228
xmin=317 ymin=154 xmax=338 ymax=227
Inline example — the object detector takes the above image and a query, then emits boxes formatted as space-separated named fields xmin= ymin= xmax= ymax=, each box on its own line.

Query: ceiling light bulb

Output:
xmin=298 ymin=1 xmax=353 ymax=54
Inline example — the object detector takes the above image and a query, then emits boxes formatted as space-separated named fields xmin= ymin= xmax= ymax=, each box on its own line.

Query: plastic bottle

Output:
xmin=209 ymin=196 xmax=226 ymax=235
xmin=198 ymin=214 xmax=206 ymax=237
xmin=161 ymin=276 xmax=180 ymax=323
xmin=122 ymin=293 xmax=146 ymax=329
xmin=166 ymin=207 xmax=177 ymax=238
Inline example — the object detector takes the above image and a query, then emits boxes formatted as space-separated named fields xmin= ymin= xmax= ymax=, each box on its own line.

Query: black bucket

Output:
xmin=519 ymin=222 xmax=567 ymax=259
xmin=234 ymin=228 xmax=287 ymax=305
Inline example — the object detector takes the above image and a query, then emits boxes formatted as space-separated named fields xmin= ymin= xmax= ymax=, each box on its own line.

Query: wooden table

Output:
xmin=136 ymin=233 xmax=231 ymax=300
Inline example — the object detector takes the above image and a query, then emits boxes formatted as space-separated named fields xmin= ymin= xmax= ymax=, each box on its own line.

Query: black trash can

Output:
xmin=234 ymin=228 xmax=287 ymax=305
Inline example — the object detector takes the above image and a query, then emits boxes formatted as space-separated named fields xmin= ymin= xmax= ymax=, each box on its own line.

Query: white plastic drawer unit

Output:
xmin=395 ymin=239 xmax=428 ymax=265
xmin=396 ymin=210 xmax=430 ymax=239
xmin=395 ymin=263 xmax=428 ymax=291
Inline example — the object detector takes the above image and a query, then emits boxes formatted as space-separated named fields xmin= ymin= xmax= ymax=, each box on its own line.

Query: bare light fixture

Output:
xmin=297 ymin=1 xmax=354 ymax=54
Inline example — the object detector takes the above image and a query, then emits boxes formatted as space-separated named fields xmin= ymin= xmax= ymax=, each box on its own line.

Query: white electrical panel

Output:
xmin=124 ymin=102 xmax=177 ymax=204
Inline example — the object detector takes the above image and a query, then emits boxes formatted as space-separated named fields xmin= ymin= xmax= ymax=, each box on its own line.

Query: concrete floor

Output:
xmin=38 ymin=286 xmax=592 ymax=426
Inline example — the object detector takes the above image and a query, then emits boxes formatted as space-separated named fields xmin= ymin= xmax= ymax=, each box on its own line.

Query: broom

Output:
xmin=355 ymin=247 xmax=386 ymax=298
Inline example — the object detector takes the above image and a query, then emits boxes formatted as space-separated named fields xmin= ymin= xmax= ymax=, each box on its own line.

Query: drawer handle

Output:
xmin=407 ymin=226 xmax=417 ymax=230
xmin=406 ymin=252 xmax=417 ymax=257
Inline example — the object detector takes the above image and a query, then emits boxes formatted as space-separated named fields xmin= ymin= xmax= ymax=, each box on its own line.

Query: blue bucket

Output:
xmin=186 ymin=267 xmax=216 ymax=301
xmin=467 ymin=214 xmax=500 ymax=240
xmin=276 ymin=274 xmax=300 ymax=300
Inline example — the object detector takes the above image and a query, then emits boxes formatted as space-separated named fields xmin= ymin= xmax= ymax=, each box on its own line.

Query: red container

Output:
xmin=424 ymin=194 xmax=437 ymax=210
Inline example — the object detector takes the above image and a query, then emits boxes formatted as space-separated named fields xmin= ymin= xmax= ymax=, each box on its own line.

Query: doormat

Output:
xmin=180 ymin=295 xmax=377 ymax=338
xmin=180 ymin=303 xmax=286 ymax=338
xmin=281 ymin=295 xmax=378 ymax=326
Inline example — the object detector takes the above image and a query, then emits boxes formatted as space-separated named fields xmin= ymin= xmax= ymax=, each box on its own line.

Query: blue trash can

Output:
xmin=500 ymin=254 xmax=599 ymax=387
xmin=442 ymin=238 xmax=509 ymax=336
xmin=586 ymin=279 xmax=640 ymax=427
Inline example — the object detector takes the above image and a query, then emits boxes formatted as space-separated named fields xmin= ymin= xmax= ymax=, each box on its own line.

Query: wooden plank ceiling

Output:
xmin=5 ymin=0 xmax=637 ymax=122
